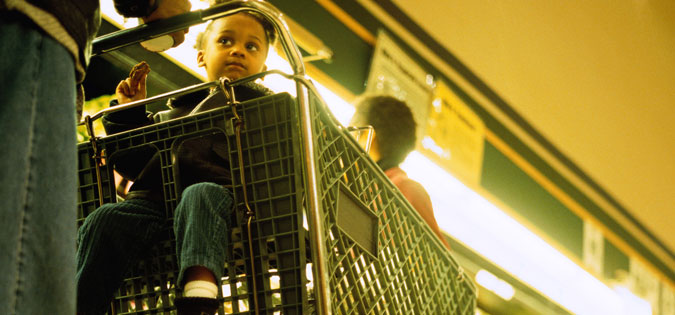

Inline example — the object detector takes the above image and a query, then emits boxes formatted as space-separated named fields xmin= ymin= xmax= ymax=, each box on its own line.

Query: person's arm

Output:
xmin=113 ymin=0 xmax=192 ymax=47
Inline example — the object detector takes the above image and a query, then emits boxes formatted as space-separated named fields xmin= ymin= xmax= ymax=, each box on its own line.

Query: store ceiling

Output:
xmin=390 ymin=0 xmax=675 ymax=257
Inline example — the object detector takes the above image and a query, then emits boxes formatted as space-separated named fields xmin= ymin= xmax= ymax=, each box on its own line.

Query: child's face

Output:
xmin=197 ymin=13 xmax=269 ymax=81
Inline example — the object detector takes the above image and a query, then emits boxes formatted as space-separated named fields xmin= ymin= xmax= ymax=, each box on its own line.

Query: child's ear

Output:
xmin=197 ymin=50 xmax=205 ymax=67
xmin=260 ymin=64 xmax=267 ymax=81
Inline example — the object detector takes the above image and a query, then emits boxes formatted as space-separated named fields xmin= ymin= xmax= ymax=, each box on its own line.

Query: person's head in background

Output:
xmin=350 ymin=95 xmax=417 ymax=170
xmin=195 ymin=10 xmax=277 ymax=81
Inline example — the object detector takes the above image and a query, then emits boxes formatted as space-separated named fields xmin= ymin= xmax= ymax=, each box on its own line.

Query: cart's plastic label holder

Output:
xmin=336 ymin=183 xmax=379 ymax=258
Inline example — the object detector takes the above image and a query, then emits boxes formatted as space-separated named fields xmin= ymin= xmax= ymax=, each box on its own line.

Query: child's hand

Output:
xmin=116 ymin=61 xmax=150 ymax=104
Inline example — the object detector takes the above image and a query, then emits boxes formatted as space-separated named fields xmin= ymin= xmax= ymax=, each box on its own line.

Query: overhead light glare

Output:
xmin=401 ymin=152 xmax=634 ymax=315
xmin=475 ymin=269 xmax=515 ymax=301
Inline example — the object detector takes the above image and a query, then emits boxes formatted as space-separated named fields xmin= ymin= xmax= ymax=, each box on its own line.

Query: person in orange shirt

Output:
xmin=350 ymin=95 xmax=450 ymax=250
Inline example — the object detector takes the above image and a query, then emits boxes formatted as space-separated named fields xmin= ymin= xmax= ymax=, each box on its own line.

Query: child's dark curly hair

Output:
xmin=195 ymin=1 xmax=278 ymax=50
xmin=351 ymin=95 xmax=417 ymax=166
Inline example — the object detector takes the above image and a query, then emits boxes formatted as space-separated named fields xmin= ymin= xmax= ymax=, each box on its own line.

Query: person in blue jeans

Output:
xmin=76 ymin=11 xmax=277 ymax=315
xmin=0 ymin=1 xmax=189 ymax=314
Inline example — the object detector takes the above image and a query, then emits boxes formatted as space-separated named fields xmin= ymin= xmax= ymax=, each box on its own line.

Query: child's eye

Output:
xmin=218 ymin=37 xmax=233 ymax=45
xmin=246 ymin=43 xmax=259 ymax=52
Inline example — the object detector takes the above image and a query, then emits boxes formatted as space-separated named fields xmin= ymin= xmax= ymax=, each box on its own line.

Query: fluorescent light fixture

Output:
xmin=400 ymin=152 xmax=647 ymax=315
xmin=614 ymin=286 xmax=652 ymax=315
xmin=475 ymin=269 xmax=515 ymax=301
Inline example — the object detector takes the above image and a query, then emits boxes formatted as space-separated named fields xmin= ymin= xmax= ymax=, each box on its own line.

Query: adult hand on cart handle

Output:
xmin=141 ymin=0 xmax=192 ymax=48
xmin=116 ymin=61 xmax=150 ymax=104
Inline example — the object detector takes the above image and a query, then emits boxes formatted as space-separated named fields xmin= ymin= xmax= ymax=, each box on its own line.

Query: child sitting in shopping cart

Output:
xmin=76 ymin=10 xmax=277 ymax=315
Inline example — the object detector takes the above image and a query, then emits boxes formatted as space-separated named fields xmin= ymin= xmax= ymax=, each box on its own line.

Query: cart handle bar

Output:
xmin=92 ymin=0 xmax=304 ymax=76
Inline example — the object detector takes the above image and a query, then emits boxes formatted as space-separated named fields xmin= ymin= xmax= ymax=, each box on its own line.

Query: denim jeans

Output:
xmin=76 ymin=182 xmax=234 ymax=314
xmin=0 ymin=11 xmax=77 ymax=315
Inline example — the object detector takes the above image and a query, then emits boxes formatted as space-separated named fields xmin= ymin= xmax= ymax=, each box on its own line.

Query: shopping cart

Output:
xmin=77 ymin=1 xmax=477 ymax=314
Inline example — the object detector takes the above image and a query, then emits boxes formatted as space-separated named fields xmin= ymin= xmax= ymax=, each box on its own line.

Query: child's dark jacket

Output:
xmin=102 ymin=81 xmax=273 ymax=202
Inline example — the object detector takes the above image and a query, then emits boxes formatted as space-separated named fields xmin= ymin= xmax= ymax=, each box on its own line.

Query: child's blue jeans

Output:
xmin=76 ymin=182 xmax=234 ymax=315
